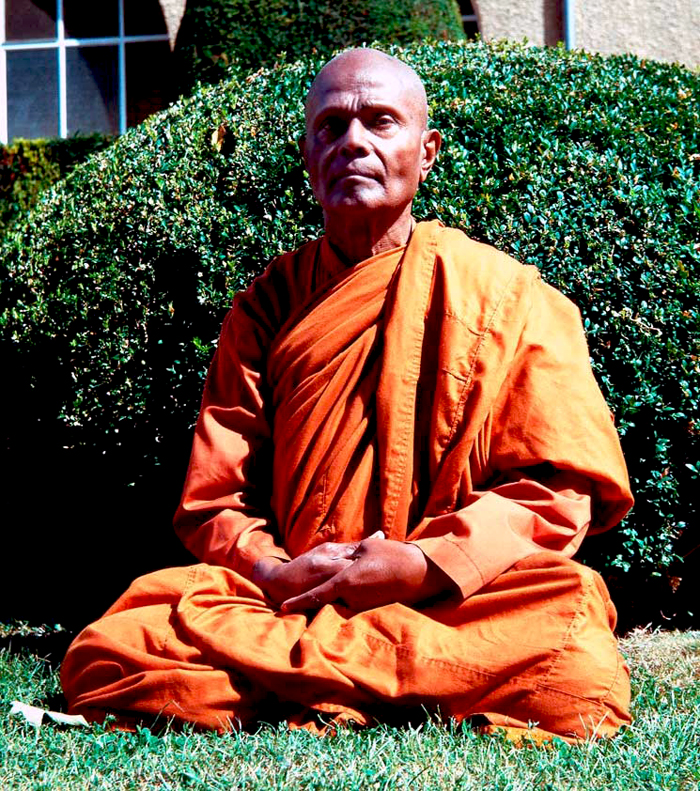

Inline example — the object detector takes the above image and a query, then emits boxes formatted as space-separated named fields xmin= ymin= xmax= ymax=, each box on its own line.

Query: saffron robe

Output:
xmin=61 ymin=221 xmax=634 ymax=742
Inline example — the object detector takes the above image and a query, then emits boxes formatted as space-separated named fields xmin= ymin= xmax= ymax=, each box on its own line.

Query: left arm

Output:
xmin=281 ymin=468 xmax=594 ymax=612
xmin=407 ymin=467 xmax=594 ymax=600
xmin=410 ymin=277 xmax=633 ymax=600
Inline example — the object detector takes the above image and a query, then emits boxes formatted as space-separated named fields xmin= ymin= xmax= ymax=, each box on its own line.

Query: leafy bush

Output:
xmin=1 ymin=41 xmax=698 ymax=627
xmin=174 ymin=0 xmax=465 ymax=91
xmin=0 ymin=135 xmax=112 ymax=232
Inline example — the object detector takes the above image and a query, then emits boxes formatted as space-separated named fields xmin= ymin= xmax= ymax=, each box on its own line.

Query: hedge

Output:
xmin=0 ymin=135 xmax=112 ymax=232
xmin=1 ymin=41 xmax=698 ymax=627
xmin=174 ymin=0 xmax=465 ymax=91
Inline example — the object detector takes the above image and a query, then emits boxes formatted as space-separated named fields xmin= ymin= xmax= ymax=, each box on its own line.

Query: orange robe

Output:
xmin=61 ymin=221 xmax=634 ymax=742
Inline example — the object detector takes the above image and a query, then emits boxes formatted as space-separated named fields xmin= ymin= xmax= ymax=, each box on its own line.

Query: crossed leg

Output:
xmin=61 ymin=552 xmax=630 ymax=741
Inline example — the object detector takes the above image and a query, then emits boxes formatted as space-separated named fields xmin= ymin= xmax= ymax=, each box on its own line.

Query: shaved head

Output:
xmin=301 ymin=46 xmax=441 ymax=254
xmin=305 ymin=48 xmax=428 ymax=130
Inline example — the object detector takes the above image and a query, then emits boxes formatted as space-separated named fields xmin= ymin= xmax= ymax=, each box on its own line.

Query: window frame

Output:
xmin=0 ymin=0 xmax=170 ymax=142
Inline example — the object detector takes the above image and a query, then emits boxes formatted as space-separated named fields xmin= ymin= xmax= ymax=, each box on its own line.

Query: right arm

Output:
xmin=174 ymin=297 xmax=354 ymax=596
xmin=174 ymin=307 xmax=291 ymax=580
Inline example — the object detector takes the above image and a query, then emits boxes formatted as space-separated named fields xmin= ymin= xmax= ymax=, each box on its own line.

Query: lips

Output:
xmin=329 ymin=170 xmax=378 ymax=188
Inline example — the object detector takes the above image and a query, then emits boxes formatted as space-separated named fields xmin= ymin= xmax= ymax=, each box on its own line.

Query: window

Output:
xmin=458 ymin=0 xmax=479 ymax=39
xmin=0 ymin=0 xmax=173 ymax=142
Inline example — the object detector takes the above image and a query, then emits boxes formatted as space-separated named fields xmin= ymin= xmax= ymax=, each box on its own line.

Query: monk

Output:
xmin=61 ymin=48 xmax=634 ymax=744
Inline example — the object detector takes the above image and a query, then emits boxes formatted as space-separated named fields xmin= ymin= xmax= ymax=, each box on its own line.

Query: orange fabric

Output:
xmin=62 ymin=553 xmax=629 ymax=741
xmin=62 ymin=221 xmax=633 ymax=740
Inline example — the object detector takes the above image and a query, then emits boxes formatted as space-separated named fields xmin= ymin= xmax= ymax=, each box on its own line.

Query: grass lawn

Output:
xmin=1 ymin=626 xmax=698 ymax=790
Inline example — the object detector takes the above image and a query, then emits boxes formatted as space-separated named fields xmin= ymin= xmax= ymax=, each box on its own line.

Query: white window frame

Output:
xmin=0 ymin=0 xmax=170 ymax=143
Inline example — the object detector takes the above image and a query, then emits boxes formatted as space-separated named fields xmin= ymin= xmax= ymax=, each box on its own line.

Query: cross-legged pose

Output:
xmin=62 ymin=48 xmax=634 ymax=743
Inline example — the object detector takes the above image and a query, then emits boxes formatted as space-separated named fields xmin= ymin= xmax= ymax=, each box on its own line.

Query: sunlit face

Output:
xmin=303 ymin=56 xmax=439 ymax=222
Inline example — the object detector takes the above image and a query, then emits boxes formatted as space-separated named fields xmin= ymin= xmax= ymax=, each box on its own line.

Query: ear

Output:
xmin=419 ymin=129 xmax=442 ymax=183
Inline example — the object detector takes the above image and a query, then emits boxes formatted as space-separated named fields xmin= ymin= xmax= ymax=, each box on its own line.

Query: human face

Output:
xmin=303 ymin=61 xmax=439 ymax=223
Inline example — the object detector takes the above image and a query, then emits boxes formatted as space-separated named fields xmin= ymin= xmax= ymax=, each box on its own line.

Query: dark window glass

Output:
xmin=458 ymin=0 xmax=479 ymax=38
xmin=67 ymin=46 xmax=119 ymax=135
xmin=5 ymin=0 xmax=56 ymax=41
xmin=126 ymin=41 xmax=173 ymax=127
xmin=463 ymin=19 xmax=479 ymax=38
xmin=7 ymin=48 xmax=58 ymax=139
xmin=63 ymin=0 xmax=118 ymax=39
xmin=124 ymin=0 xmax=166 ymax=37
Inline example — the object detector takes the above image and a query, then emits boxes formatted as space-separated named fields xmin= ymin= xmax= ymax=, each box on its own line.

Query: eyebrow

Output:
xmin=312 ymin=100 xmax=406 ymax=125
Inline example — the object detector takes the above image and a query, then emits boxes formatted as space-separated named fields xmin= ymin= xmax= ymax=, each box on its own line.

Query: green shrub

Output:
xmin=0 ymin=135 xmax=113 ymax=232
xmin=1 ymin=41 xmax=698 ymax=626
xmin=174 ymin=0 xmax=465 ymax=91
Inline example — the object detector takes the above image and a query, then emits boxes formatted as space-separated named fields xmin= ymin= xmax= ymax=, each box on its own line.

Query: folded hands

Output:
xmin=252 ymin=534 xmax=455 ymax=614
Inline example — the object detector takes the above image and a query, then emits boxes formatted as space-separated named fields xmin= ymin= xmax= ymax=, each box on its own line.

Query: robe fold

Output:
xmin=62 ymin=221 xmax=634 ymax=742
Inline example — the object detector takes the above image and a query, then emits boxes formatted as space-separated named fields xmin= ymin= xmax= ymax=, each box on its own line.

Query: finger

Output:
xmin=280 ymin=577 xmax=339 ymax=613
xmin=368 ymin=530 xmax=385 ymax=540
xmin=327 ymin=542 xmax=360 ymax=561
xmin=327 ymin=558 xmax=353 ymax=573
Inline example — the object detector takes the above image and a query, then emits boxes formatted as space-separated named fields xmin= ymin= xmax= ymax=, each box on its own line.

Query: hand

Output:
xmin=280 ymin=538 xmax=455 ymax=613
xmin=252 ymin=542 xmax=356 ymax=605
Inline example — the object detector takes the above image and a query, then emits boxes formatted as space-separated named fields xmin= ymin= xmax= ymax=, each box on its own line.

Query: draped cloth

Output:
xmin=61 ymin=221 xmax=634 ymax=742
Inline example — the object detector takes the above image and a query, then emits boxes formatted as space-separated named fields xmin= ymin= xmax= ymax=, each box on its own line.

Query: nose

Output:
xmin=340 ymin=118 xmax=370 ymax=156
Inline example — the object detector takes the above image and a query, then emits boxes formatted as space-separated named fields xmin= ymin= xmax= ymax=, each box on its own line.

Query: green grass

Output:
xmin=0 ymin=628 xmax=698 ymax=790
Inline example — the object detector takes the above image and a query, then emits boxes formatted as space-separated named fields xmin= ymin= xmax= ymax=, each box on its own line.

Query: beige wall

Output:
xmin=474 ymin=0 xmax=563 ymax=46
xmin=159 ymin=0 xmax=187 ymax=48
xmin=474 ymin=0 xmax=700 ymax=69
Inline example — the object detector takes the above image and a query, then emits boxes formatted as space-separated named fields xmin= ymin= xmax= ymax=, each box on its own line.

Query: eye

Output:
xmin=371 ymin=114 xmax=396 ymax=130
xmin=318 ymin=117 xmax=346 ymax=138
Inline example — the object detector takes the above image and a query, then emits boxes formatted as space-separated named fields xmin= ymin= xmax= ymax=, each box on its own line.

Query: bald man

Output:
xmin=62 ymin=49 xmax=634 ymax=744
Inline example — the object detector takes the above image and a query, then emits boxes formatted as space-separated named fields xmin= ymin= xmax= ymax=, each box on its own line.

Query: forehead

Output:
xmin=306 ymin=65 xmax=420 ymax=121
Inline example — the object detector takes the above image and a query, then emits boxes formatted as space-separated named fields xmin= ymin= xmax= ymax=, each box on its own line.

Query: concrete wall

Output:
xmin=575 ymin=0 xmax=700 ymax=68
xmin=474 ymin=0 xmax=563 ymax=46
xmin=473 ymin=0 xmax=700 ymax=69
xmin=159 ymin=0 xmax=187 ymax=48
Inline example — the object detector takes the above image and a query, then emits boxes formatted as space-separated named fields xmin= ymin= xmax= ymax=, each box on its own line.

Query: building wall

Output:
xmin=576 ymin=0 xmax=700 ymax=67
xmin=159 ymin=0 xmax=187 ymax=48
xmin=474 ymin=0 xmax=562 ymax=46
xmin=474 ymin=0 xmax=700 ymax=68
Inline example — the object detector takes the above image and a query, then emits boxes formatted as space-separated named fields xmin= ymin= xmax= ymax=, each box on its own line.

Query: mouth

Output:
xmin=330 ymin=171 xmax=378 ymax=188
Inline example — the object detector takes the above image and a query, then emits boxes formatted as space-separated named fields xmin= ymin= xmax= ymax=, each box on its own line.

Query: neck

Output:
xmin=323 ymin=206 xmax=415 ymax=265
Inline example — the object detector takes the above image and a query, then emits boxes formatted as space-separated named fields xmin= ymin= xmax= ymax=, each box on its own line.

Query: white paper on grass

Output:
xmin=10 ymin=701 xmax=88 ymax=728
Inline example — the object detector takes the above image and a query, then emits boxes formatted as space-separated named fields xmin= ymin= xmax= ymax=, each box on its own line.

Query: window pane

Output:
xmin=7 ymin=48 xmax=58 ymax=139
xmin=5 ymin=0 xmax=56 ymax=41
xmin=64 ymin=0 xmax=118 ymax=39
xmin=67 ymin=46 xmax=119 ymax=135
xmin=126 ymin=41 xmax=173 ymax=127
xmin=124 ymin=0 xmax=166 ymax=36
xmin=463 ymin=20 xmax=479 ymax=39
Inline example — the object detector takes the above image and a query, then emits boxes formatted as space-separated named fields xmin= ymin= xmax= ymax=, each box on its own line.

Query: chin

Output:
xmin=323 ymin=194 xmax=384 ymax=214
xmin=323 ymin=183 xmax=385 ymax=207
